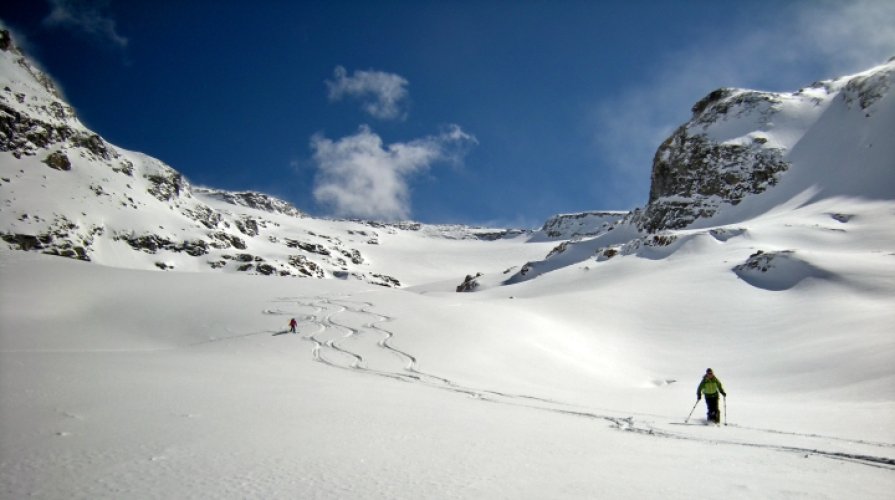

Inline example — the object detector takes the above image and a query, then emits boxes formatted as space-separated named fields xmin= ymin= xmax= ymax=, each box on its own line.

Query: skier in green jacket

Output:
xmin=697 ymin=368 xmax=726 ymax=423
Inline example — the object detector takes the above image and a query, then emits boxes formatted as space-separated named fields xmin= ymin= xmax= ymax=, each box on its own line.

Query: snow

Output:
xmin=2 ymin=188 xmax=894 ymax=498
xmin=2 ymin=35 xmax=894 ymax=498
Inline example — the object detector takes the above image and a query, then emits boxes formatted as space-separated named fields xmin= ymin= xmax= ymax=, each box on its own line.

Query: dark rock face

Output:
xmin=0 ymin=102 xmax=81 ymax=158
xmin=121 ymin=234 xmax=173 ymax=253
xmin=456 ymin=273 xmax=483 ymax=292
xmin=286 ymin=239 xmax=330 ymax=256
xmin=288 ymin=255 xmax=325 ymax=278
xmin=842 ymin=68 xmax=891 ymax=111
xmin=471 ymin=229 xmax=528 ymax=241
xmin=182 ymin=205 xmax=222 ymax=229
xmin=145 ymin=171 xmax=186 ymax=202
xmin=255 ymin=263 xmax=277 ymax=275
xmin=44 ymin=150 xmax=71 ymax=171
xmin=691 ymin=88 xmax=734 ymax=116
xmin=234 ymin=217 xmax=260 ymax=236
xmin=635 ymin=90 xmax=790 ymax=233
xmin=735 ymin=250 xmax=783 ymax=273
xmin=339 ymin=248 xmax=363 ymax=265
xmin=1 ymin=215 xmax=100 ymax=261
xmin=72 ymin=133 xmax=111 ymax=160
xmin=369 ymin=273 xmax=401 ymax=288
xmin=0 ymin=30 xmax=12 ymax=52
xmin=2 ymin=233 xmax=51 ymax=251
xmin=233 ymin=253 xmax=259 ymax=263
xmin=208 ymin=231 xmax=247 ymax=250
xmin=546 ymin=241 xmax=569 ymax=259
xmin=117 ymin=233 xmax=209 ymax=257
xmin=690 ymin=90 xmax=781 ymax=128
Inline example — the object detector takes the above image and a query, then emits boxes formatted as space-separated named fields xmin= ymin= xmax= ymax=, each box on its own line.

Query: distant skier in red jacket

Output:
xmin=288 ymin=318 xmax=298 ymax=334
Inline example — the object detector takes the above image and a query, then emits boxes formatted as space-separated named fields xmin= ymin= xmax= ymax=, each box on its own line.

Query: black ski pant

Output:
xmin=704 ymin=393 xmax=720 ymax=422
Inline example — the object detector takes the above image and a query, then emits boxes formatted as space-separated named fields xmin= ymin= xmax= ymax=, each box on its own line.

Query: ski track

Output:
xmin=271 ymin=295 xmax=895 ymax=471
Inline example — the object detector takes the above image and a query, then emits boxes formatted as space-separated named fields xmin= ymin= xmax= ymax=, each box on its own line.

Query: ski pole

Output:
xmin=723 ymin=396 xmax=728 ymax=426
xmin=685 ymin=399 xmax=699 ymax=423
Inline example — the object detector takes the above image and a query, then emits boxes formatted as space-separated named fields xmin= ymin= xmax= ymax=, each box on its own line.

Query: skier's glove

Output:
xmin=696 ymin=395 xmax=701 ymax=401
xmin=721 ymin=392 xmax=727 ymax=397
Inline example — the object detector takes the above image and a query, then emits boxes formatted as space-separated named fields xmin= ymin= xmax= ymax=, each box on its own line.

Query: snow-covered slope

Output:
xmin=0 ymin=31 xmax=546 ymax=287
xmin=1 ymin=30 xmax=893 ymax=499
xmin=502 ymin=58 xmax=895 ymax=286
xmin=2 ymin=243 xmax=893 ymax=498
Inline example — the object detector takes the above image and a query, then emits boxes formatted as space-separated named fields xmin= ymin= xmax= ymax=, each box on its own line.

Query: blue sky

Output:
xmin=2 ymin=1 xmax=893 ymax=227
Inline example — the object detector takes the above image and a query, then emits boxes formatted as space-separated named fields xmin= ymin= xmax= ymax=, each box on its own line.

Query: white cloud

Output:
xmin=592 ymin=0 xmax=895 ymax=209
xmin=311 ymin=125 xmax=477 ymax=220
xmin=326 ymin=66 xmax=409 ymax=120
xmin=43 ymin=0 xmax=128 ymax=49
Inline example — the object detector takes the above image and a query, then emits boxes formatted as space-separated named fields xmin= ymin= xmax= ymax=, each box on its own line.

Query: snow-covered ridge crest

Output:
xmin=0 ymin=30 xmax=105 ymax=163
xmin=0 ymin=30 xmax=74 ymax=125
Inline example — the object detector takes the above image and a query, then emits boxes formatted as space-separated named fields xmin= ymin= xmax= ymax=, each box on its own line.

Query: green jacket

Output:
xmin=697 ymin=375 xmax=726 ymax=398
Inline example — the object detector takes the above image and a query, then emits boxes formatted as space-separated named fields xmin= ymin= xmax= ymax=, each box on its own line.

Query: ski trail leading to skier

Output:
xmin=273 ymin=295 xmax=895 ymax=471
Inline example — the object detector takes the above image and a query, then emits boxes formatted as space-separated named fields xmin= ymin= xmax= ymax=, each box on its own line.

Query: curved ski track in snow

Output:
xmin=271 ymin=295 xmax=895 ymax=471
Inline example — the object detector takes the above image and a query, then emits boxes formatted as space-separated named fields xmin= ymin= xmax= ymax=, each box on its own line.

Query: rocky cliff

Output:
xmin=634 ymin=59 xmax=894 ymax=232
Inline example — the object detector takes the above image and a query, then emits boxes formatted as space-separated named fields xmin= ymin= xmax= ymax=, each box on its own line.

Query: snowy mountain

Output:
xmin=640 ymin=59 xmax=894 ymax=231
xmin=0 ymin=31 xmax=538 ymax=287
xmin=6 ymin=24 xmax=889 ymax=295
xmin=1 ymin=29 xmax=894 ymax=499
xmin=501 ymin=57 xmax=895 ymax=286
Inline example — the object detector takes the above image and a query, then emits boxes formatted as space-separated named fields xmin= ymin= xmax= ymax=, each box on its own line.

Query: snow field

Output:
xmin=2 ymin=250 xmax=893 ymax=498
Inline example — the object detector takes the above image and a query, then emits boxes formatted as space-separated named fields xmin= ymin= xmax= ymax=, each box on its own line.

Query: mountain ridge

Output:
xmin=1 ymin=29 xmax=893 ymax=292
xmin=493 ymin=57 xmax=894 ymax=287
xmin=0 ymin=31 xmax=540 ymax=286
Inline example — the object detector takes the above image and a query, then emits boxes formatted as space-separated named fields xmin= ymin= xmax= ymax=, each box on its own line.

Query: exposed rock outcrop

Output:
xmin=635 ymin=92 xmax=790 ymax=233
xmin=456 ymin=273 xmax=483 ymax=292
xmin=539 ymin=211 xmax=627 ymax=239
xmin=197 ymin=189 xmax=304 ymax=218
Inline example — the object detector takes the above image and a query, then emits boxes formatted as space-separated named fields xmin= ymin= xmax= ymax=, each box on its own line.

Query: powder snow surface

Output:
xmin=2 ymin=190 xmax=894 ymax=499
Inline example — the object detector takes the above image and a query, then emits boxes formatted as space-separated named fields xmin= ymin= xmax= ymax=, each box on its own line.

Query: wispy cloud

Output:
xmin=592 ymin=0 xmax=895 ymax=209
xmin=311 ymin=125 xmax=477 ymax=220
xmin=43 ymin=0 xmax=128 ymax=49
xmin=326 ymin=66 xmax=410 ymax=120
